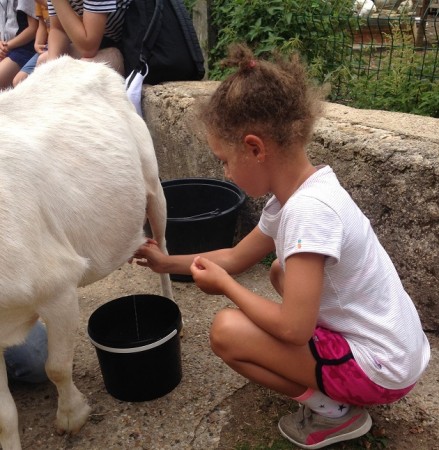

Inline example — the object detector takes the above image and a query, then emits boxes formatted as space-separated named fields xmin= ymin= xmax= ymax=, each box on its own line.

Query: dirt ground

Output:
xmin=9 ymin=262 xmax=439 ymax=450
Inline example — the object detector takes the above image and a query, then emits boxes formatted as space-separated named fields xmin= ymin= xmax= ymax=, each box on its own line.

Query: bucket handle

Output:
xmin=178 ymin=208 xmax=221 ymax=220
xmin=89 ymin=329 xmax=177 ymax=354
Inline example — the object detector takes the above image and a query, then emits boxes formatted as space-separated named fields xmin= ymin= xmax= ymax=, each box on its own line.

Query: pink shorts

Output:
xmin=309 ymin=327 xmax=415 ymax=406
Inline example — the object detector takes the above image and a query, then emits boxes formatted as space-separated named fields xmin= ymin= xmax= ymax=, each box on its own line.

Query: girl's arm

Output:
xmin=6 ymin=15 xmax=38 ymax=51
xmin=0 ymin=42 xmax=8 ymax=60
xmin=34 ymin=17 xmax=48 ymax=52
xmin=49 ymin=0 xmax=107 ymax=57
xmin=47 ymin=17 xmax=71 ymax=58
xmin=191 ymin=251 xmax=325 ymax=345
xmin=134 ymin=226 xmax=276 ymax=276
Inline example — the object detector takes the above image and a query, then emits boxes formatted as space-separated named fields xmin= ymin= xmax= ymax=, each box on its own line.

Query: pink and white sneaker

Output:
xmin=278 ymin=404 xmax=372 ymax=449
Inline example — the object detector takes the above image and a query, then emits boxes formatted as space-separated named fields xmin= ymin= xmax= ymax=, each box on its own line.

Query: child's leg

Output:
xmin=36 ymin=51 xmax=48 ymax=66
xmin=210 ymin=307 xmax=318 ymax=397
xmin=278 ymin=326 xmax=414 ymax=448
xmin=277 ymin=326 xmax=376 ymax=449
xmin=12 ymin=70 xmax=29 ymax=86
xmin=293 ymin=388 xmax=351 ymax=418
xmin=82 ymin=47 xmax=124 ymax=76
xmin=210 ymin=310 xmax=373 ymax=449
xmin=0 ymin=57 xmax=20 ymax=89
xmin=12 ymin=52 xmax=39 ymax=87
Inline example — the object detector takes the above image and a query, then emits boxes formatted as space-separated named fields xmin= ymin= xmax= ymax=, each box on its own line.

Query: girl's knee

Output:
xmin=210 ymin=309 xmax=241 ymax=357
xmin=90 ymin=48 xmax=124 ymax=75
xmin=12 ymin=71 xmax=27 ymax=87
xmin=36 ymin=52 xmax=48 ymax=66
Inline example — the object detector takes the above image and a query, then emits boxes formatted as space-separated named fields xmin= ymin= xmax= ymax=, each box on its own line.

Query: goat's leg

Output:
xmin=147 ymin=186 xmax=173 ymax=300
xmin=0 ymin=351 xmax=21 ymax=450
xmin=40 ymin=288 xmax=91 ymax=435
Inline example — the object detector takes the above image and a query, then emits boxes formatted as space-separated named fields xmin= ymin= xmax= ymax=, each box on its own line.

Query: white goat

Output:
xmin=0 ymin=56 xmax=172 ymax=450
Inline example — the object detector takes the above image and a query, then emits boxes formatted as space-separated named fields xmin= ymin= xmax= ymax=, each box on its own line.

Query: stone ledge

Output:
xmin=142 ymin=81 xmax=439 ymax=330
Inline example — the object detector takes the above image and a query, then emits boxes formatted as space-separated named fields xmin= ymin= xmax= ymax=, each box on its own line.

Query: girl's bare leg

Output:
xmin=209 ymin=307 xmax=318 ymax=398
xmin=83 ymin=47 xmax=124 ymax=75
xmin=0 ymin=58 xmax=20 ymax=89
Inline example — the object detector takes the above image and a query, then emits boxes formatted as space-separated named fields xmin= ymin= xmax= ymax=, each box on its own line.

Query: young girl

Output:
xmin=0 ymin=0 xmax=38 ymax=88
xmin=133 ymin=44 xmax=430 ymax=449
xmin=13 ymin=0 xmax=50 ymax=86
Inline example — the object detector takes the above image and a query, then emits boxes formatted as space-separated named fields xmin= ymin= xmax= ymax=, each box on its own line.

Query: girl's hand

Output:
xmin=131 ymin=238 xmax=167 ymax=272
xmin=0 ymin=41 xmax=9 ymax=60
xmin=190 ymin=256 xmax=231 ymax=295
xmin=35 ymin=44 xmax=48 ymax=54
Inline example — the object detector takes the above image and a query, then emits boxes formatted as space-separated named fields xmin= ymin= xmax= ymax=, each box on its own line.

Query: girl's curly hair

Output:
xmin=199 ymin=43 xmax=325 ymax=150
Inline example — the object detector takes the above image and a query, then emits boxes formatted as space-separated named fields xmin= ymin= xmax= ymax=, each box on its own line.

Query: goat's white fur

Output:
xmin=0 ymin=56 xmax=172 ymax=450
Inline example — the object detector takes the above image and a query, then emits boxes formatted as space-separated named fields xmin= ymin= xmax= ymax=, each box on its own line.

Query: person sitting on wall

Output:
xmin=43 ymin=0 xmax=133 ymax=74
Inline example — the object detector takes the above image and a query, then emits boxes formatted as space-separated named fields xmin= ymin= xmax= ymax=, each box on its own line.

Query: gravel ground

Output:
xmin=10 ymin=262 xmax=438 ymax=450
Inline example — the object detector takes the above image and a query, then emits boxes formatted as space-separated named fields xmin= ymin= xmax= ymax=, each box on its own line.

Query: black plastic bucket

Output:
xmin=88 ymin=294 xmax=182 ymax=402
xmin=162 ymin=178 xmax=246 ymax=281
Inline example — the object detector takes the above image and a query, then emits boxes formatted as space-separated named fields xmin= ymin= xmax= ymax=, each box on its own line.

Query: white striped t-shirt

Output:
xmin=258 ymin=165 xmax=430 ymax=389
xmin=0 ymin=0 xmax=37 ymax=40
xmin=47 ymin=0 xmax=132 ymax=42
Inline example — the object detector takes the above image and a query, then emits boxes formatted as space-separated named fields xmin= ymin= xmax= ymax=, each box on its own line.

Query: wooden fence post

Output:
xmin=192 ymin=0 xmax=214 ymax=77
xmin=415 ymin=0 xmax=430 ymax=47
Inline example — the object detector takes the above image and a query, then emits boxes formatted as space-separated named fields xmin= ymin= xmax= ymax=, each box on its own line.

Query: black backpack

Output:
xmin=121 ymin=0 xmax=205 ymax=86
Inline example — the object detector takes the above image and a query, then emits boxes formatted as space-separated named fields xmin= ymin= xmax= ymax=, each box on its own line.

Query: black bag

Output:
xmin=121 ymin=0 xmax=205 ymax=86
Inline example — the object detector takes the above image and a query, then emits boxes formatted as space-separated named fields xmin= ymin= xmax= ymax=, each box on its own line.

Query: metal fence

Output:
xmin=312 ymin=0 xmax=439 ymax=99
xmin=200 ymin=0 xmax=439 ymax=112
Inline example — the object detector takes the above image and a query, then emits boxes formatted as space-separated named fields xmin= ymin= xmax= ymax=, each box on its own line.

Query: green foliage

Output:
xmin=347 ymin=40 xmax=439 ymax=117
xmin=209 ymin=0 xmax=356 ymax=80
xmin=183 ymin=0 xmax=197 ymax=13
xmin=260 ymin=252 xmax=277 ymax=268
xmin=207 ymin=0 xmax=439 ymax=117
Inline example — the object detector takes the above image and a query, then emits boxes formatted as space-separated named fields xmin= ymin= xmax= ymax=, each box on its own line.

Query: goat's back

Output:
xmin=0 ymin=57 xmax=155 ymax=313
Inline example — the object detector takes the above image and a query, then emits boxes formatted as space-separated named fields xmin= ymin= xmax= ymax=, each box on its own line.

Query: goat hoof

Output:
xmin=56 ymin=402 xmax=91 ymax=435
xmin=55 ymin=426 xmax=66 ymax=436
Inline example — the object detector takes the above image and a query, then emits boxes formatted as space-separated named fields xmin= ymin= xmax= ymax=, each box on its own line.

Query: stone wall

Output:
xmin=142 ymin=81 xmax=439 ymax=330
